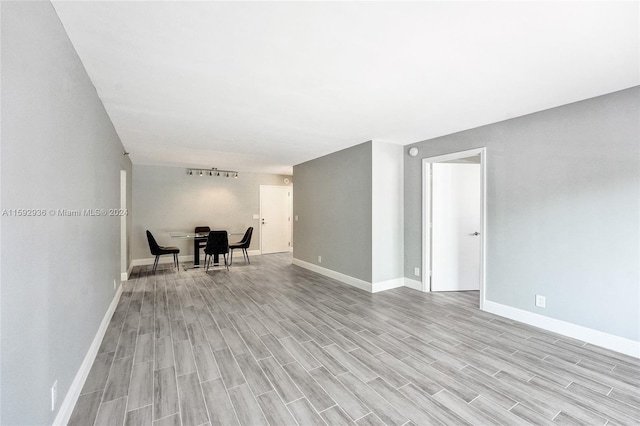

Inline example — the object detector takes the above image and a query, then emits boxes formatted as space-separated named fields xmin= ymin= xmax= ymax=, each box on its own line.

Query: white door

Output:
xmin=431 ymin=163 xmax=481 ymax=291
xmin=260 ymin=186 xmax=291 ymax=254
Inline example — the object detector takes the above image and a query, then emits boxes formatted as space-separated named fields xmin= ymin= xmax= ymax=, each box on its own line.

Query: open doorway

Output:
xmin=422 ymin=148 xmax=486 ymax=308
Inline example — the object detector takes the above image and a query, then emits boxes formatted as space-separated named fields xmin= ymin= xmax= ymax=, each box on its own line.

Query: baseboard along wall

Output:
xmin=483 ymin=300 xmax=639 ymax=359
xmin=291 ymin=258 xmax=422 ymax=294
xmin=293 ymin=257 xmax=638 ymax=358
xmin=130 ymin=250 xmax=261 ymax=268
xmin=53 ymin=283 xmax=124 ymax=426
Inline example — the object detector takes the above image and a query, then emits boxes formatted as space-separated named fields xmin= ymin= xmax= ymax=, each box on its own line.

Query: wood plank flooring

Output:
xmin=69 ymin=253 xmax=640 ymax=426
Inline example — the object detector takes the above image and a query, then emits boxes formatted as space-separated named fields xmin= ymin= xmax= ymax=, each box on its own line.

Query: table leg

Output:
xmin=184 ymin=237 xmax=220 ymax=271
xmin=193 ymin=239 xmax=200 ymax=266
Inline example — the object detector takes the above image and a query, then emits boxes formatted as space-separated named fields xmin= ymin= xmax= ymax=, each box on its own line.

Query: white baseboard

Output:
xmin=229 ymin=249 xmax=260 ymax=264
xmin=292 ymin=259 xmax=421 ymax=295
xmin=54 ymin=283 xmax=124 ymax=426
xmin=292 ymin=258 xmax=372 ymax=292
xmin=483 ymin=300 xmax=640 ymax=359
xmin=130 ymin=254 xmax=196 ymax=267
xmin=131 ymin=250 xmax=261 ymax=268
xmin=372 ymin=278 xmax=405 ymax=293
xmin=403 ymin=277 xmax=422 ymax=291
xmin=289 ymin=259 xmax=638 ymax=358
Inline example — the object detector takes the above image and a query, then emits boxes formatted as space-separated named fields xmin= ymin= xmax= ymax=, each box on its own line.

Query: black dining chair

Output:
xmin=195 ymin=226 xmax=210 ymax=236
xmin=204 ymin=230 xmax=230 ymax=271
xmin=229 ymin=227 xmax=253 ymax=265
xmin=146 ymin=230 xmax=180 ymax=272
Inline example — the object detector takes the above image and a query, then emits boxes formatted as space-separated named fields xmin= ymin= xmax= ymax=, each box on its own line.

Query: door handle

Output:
xmin=471 ymin=232 xmax=480 ymax=236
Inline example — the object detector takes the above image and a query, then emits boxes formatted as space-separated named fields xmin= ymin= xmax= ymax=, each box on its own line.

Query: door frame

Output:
xmin=421 ymin=147 xmax=487 ymax=308
xmin=120 ymin=170 xmax=128 ymax=281
xmin=259 ymin=185 xmax=293 ymax=254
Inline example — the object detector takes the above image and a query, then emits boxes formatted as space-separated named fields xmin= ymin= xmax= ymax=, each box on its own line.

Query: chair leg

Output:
xmin=224 ymin=254 xmax=229 ymax=271
xmin=230 ymin=248 xmax=234 ymax=266
xmin=153 ymin=256 xmax=159 ymax=272
xmin=245 ymin=248 xmax=250 ymax=264
xmin=174 ymin=253 xmax=178 ymax=269
xmin=204 ymin=254 xmax=209 ymax=272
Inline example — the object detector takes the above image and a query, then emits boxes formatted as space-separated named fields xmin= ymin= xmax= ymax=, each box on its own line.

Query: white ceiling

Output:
xmin=51 ymin=1 xmax=639 ymax=175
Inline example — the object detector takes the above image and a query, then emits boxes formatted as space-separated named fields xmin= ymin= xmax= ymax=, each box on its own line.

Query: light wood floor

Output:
xmin=69 ymin=253 xmax=640 ymax=426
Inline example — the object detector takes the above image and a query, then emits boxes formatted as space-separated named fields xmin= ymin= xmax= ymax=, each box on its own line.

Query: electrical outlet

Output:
xmin=295 ymin=215 xmax=299 ymax=221
xmin=535 ymin=294 xmax=546 ymax=308
xmin=318 ymin=256 xmax=322 ymax=263
xmin=113 ymin=279 xmax=117 ymax=290
xmin=414 ymin=267 xmax=420 ymax=277
xmin=51 ymin=380 xmax=57 ymax=411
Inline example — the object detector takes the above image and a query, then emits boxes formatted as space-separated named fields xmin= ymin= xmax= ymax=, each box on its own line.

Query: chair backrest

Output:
xmin=241 ymin=227 xmax=254 ymax=248
xmin=146 ymin=230 xmax=161 ymax=255
xmin=194 ymin=226 xmax=210 ymax=234
xmin=204 ymin=231 xmax=229 ymax=255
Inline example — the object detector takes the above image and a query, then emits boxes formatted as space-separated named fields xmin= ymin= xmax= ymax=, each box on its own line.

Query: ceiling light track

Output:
xmin=187 ymin=167 xmax=238 ymax=178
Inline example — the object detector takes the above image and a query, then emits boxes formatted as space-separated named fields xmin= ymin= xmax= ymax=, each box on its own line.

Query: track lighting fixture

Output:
xmin=186 ymin=167 xmax=239 ymax=179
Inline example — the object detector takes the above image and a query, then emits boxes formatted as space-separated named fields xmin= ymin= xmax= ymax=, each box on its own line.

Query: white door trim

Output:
xmin=120 ymin=170 xmax=128 ymax=281
xmin=421 ymin=147 xmax=487 ymax=309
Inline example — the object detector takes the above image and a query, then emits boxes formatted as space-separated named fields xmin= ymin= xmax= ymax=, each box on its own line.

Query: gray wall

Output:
xmin=1 ymin=2 xmax=131 ymax=424
xmin=404 ymin=87 xmax=639 ymax=341
xmin=132 ymin=164 xmax=291 ymax=261
xmin=293 ymin=142 xmax=373 ymax=282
